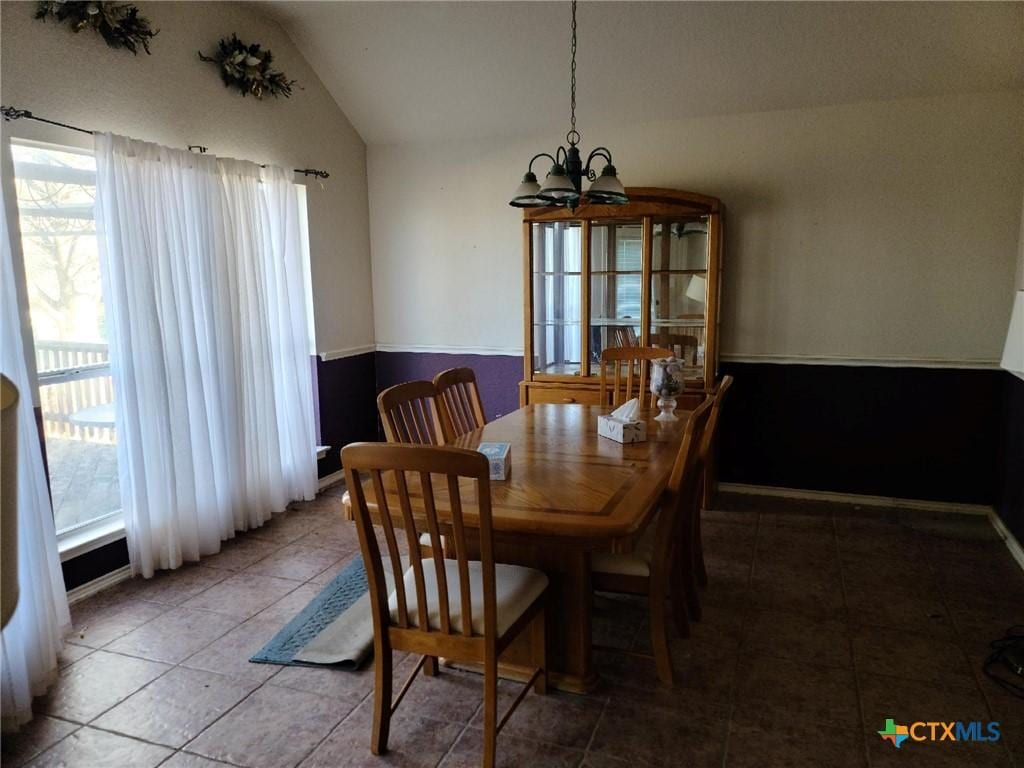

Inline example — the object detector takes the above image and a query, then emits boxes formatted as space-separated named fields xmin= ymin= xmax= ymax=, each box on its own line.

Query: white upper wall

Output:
xmin=0 ymin=0 xmax=374 ymax=355
xmin=368 ymin=91 xmax=1024 ymax=365
xmin=269 ymin=1 xmax=1023 ymax=145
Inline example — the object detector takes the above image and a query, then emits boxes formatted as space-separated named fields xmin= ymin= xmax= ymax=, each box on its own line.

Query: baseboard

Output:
xmin=66 ymin=565 xmax=132 ymax=605
xmin=988 ymin=510 xmax=1024 ymax=572
xmin=718 ymin=482 xmax=992 ymax=516
xmin=318 ymin=469 xmax=345 ymax=491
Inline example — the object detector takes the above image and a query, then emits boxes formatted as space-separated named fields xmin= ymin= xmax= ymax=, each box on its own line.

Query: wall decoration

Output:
xmin=198 ymin=35 xmax=298 ymax=100
xmin=34 ymin=1 xmax=158 ymax=55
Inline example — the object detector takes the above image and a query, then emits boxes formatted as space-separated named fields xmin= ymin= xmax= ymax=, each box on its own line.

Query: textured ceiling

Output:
xmin=260 ymin=1 xmax=1024 ymax=145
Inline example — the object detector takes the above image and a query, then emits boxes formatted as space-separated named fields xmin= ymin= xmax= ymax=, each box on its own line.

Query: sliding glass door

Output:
xmin=11 ymin=141 xmax=122 ymax=541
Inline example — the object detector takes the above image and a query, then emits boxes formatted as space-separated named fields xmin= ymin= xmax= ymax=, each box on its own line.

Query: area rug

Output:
xmin=249 ymin=555 xmax=375 ymax=669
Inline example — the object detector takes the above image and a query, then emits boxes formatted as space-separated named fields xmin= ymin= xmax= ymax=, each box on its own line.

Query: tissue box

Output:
xmin=476 ymin=442 xmax=511 ymax=480
xmin=597 ymin=415 xmax=647 ymax=444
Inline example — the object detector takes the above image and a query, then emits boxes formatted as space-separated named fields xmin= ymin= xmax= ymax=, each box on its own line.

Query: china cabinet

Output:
xmin=519 ymin=188 xmax=723 ymax=407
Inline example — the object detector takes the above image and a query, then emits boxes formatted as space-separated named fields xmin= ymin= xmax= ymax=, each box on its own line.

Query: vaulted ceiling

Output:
xmin=262 ymin=1 xmax=1023 ymax=145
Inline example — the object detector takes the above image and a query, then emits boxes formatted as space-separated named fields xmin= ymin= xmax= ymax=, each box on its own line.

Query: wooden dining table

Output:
xmin=344 ymin=402 xmax=692 ymax=692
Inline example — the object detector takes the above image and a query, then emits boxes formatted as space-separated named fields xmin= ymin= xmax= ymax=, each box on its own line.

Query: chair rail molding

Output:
xmin=375 ymin=343 xmax=525 ymax=357
xmin=719 ymin=353 xmax=1001 ymax=370
xmin=319 ymin=344 xmax=377 ymax=361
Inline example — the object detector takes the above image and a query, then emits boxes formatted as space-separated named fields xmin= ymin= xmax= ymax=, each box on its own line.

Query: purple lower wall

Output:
xmin=315 ymin=351 xmax=378 ymax=478
xmin=375 ymin=351 xmax=524 ymax=422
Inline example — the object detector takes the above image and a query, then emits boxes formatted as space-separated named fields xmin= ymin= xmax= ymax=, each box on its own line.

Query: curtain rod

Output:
xmin=1 ymin=106 xmax=330 ymax=179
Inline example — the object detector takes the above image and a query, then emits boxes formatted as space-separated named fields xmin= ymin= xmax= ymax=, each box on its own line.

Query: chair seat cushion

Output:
xmin=388 ymin=559 xmax=547 ymax=637
xmin=591 ymin=519 xmax=657 ymax=578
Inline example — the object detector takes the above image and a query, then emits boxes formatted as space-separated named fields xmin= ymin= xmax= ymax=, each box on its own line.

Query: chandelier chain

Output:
xmin=568 ymin=0 xmax=579 ymax=146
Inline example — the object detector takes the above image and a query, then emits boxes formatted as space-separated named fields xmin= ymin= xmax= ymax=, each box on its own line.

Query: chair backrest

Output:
xmin=611 ymin=325 xmax=640 ymax=348
xmin=598 ymin=346 xmax=673 ymax=407
xmin=433 ymin=367 xmax=487 ymax=441
xmin=698 ymin=375 xmax=733 ymax=462
xmin=652 ymin=396 xmax=714 ymax=577
xmin=342 ymin=443 xmax=496 ymax=642
xmin=377 ymin=381 xmax=446 ymax=445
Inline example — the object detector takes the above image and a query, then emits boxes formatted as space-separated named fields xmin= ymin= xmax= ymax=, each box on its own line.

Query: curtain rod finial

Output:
xmin=1 ymin=106 xmax=31 ymax=122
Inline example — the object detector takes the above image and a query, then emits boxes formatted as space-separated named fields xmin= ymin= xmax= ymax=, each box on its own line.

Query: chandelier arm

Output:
xmin=555 ymin=145 xmax=568 ymax=166
xmin=584 ymin=147 xmax=613 ymax=172
xmin=527 ymin=152 xmax=557 ymax=175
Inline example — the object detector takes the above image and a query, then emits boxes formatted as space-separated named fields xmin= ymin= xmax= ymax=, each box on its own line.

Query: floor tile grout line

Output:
xmin=30 ymin=502 xmax=344 ymax=767
xmin=579 ymin=691 xmax=610 ymax=757
xmin=5 ymin=719 xmax=84 ymax=768
xmin=717 ymin=505 xmax=762 ymax=768
xmin=281 ymin=689 xmax=361 ymax=768
xmin=924 ymin=537 xmax=1020 ymax=768
xmin=171 ymin=681 xmax=268 ymax=764
xmin=831 ymin=511 xmax=873 ymax=768
xmin=436 ymin=720 xmax=474 ymax=767
xmin=68 ymin=543 xmax=308 ymax=651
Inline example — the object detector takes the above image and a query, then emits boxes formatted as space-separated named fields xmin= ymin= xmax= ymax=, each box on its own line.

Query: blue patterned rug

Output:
xmin=250 ymin=555 xmax=369 ymax=668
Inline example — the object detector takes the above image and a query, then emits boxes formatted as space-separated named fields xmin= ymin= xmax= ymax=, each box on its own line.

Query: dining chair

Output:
xmin=598 ymin=346 xmax=673 ymax=407
xmin=342 ymin=443 xmax=548 ymax=768
xmin=377 ymin=381 xmax=446 ymax=445
xmin=433 ymin=367 xmax=486 ymax=441
xmin=590 ymin=395 xmax=713 ymax=687
xmin=611 ymin=324 xmax=640 ymax=349
xmin=695 ymin=375 xmax=734 ymax=587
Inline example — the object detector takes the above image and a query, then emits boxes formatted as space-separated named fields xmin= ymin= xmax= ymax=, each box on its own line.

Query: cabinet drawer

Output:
xmin=527 ymin=386 xmax=604 ymax=406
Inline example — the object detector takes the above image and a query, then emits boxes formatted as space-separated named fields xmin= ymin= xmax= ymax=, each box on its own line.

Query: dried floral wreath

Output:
xmin=35 ymin=1 xmax=157 ymax=55
xmin=198 ymin=35 xmax=298 ymax=100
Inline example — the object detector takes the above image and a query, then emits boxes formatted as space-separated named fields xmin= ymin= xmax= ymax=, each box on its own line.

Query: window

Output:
xmin=12 ymin=141 xmax=123 ymax=551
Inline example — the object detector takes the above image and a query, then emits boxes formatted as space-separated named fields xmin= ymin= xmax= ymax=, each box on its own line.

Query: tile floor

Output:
xmin=3 ymin=487 xmax=1023 ymax=768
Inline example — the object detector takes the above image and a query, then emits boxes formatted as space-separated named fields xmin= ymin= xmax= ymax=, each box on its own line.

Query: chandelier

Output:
xmin=509 ymin=0 xmax=627 ymax=209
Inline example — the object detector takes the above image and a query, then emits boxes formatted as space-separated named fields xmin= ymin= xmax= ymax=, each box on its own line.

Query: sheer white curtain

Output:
xmin=0 ymin=139 xmax=71 ymax=730
xmin=94 ymin=134 xmax=316 ymax=578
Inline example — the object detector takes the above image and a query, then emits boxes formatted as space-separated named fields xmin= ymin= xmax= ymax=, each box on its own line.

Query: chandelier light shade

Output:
xmin=538 ymin=165 xmax=580 ymax=204
xmin=509 ymin=172 xmax=545 ymax=207
xmin=586 ymin=164 xmax=628 ymax=204
xmin=509 ymin=1 xmax=627 ymax=210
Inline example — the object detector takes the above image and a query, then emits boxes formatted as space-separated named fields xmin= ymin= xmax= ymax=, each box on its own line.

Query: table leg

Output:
xmin=491 ymin=543 xmax=598 ymax=694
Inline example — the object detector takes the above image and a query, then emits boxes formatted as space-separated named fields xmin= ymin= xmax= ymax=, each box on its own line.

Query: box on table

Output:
xmin=476 ymin=442 xmax=511 ymax=480
xmin=597 ymin=414 xmax=647 ymax=444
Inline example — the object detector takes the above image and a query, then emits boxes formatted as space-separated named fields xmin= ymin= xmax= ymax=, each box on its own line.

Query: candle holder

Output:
xmin=649 ymin=357 xmax=684 ymax=422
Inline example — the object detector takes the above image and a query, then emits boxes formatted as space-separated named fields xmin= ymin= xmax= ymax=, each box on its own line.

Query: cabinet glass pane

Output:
xmin=650 ymin=322 xmax=706 ymax=376
xmin=651 ymin=219 xmax=709 ymax=382
xmin=533 ymin=221 xmax=582 ymax=273
xmin=590 ymin=221 xmax=642 ymax=364
xmin=651 ymin=219 xmax=708 ymax=271
xmin=651 ymin=272 xmax=707 ymax=320
xmin=590 ymin=274 xmax=642 ymax=362
xmin=531 ymin=222 xmax=582 ymax=375
xmin=591 ymin=222 xmax=642 ymax=272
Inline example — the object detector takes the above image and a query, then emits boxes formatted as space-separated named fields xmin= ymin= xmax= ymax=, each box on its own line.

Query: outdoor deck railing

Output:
xmin=35 ymin=340 xmax=114 ymax=444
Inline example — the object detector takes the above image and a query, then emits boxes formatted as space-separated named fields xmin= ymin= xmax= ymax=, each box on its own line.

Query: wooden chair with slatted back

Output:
xmin=590 ymin=396 xmax=713 ymax=687
xmin=611 ymin=325 xmax=640 ymax=349
xmin=377 ymin=381 xmax=446 ymax=445
xmin=342 ymin=443 xmax=548 ymax=768
xmin=695 ymin=375 xmax=734 ymax=587
xmin=433 ymin=367 xmax=487 ymax=441
xmin=598 ymin=346 xmax=673 ymax=408
xmin=375 ymin=381 xmax=449 ymax=569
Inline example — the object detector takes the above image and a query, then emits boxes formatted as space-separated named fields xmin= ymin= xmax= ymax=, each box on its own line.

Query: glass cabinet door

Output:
xmin=589 ymin=221 xmax=643 ymax=364
xmin=650 ymin=219 xmax=709 ymax=381
xmin=531 ymin=221 xmax=582 ymax=376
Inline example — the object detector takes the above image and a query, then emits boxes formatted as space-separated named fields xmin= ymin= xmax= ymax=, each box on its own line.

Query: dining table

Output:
xmin=344 ymin=402 xmax=693 ymax=693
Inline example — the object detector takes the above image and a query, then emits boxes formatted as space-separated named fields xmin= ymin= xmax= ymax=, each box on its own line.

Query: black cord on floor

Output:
xmin=983 ymin=625 xmax=1024 ymax=700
